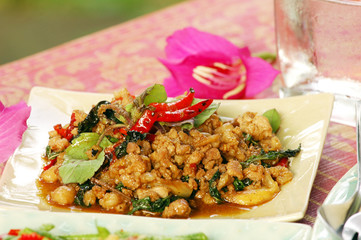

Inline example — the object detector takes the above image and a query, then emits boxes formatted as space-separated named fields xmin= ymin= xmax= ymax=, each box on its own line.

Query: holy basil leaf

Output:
xmin=78 ymin=100 xmax=110 ymax=133
xmin=24 ymin=226 xmax=59 ymax=240
xmin=243 ymin=133 xmax=259 ymax=146
xmin=65 ymin=133 xmax=112 ymax=159
xmin=233 ymin=177 xmax=253 ymax=191
xmin=143 ymin=84 xmax=167 ymax=106
xmin=59 ymin=151 xmax=105 ymax=184
xmin=114 ymin=231 xmax=208 ymax=240
xmin=45 ymin=145 xmax=60 ymax=160
xmin=114 ymin=130 xmax=146 ymax=158
xmin=263 ymin=108 xmax=281 ymax=133
xmin=96 ymin=225 xmax=111 ymax=239
xmin=106 ymin=135 xmax=119 ymax=143
xmin=126 ymin=130 xmax=147 ymax=142
xmin=103 ymin=108 xmax=124 ymax=124
xmin=209 ymin=170 xmax=223 ymax=204
xmin=241 ymin=144 xmax=301 ymax=168
xmin=115 ymin=182 xmax=126 ymax=191
xmin=74 ymin=180 xmax=94 ymax=207
xmin=128 ymin=195 xmax=179 ymax=215
xmin=126 ymin=103 xmax=142 ymax=123
xmin=192 ymin=99 xmax=220 ymax=128
xmin=181 ymin=175 xmax=190 ymax=182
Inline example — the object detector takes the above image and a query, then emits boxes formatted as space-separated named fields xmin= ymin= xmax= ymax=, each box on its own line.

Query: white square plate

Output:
xmin=0 ymin=87 xmax=334 ymax=222
xmin=0 ymin=208 xmax=312 ymax=240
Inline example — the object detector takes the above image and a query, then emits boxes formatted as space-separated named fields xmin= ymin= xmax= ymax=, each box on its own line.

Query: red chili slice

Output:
xmin=189 ymin=163 xmax=198 ymax=175
xmin=18 ymin=232 xmax=43 ymax=240
xmin=113 ymin=127 xmax=127 ymax=136
xmin=130 ymin=109 xmax=159 ymax=134
xmin=43 ymin=158 xmax=57 ymax=171
xmin=7 ymin=229 xmax=20 ymax=236
xmin=53 ymin=124 xmax=66 ymax=137
xmin=276 ymin=157 xmax=289 ymax=167
xmin=157 ymin=99 xmax=213 ymax=122
xmin=130 ymin=98 xmax=213 ymax=134
xmin=53 ymin=112 xmax=76 ymax=141
xmin=149 ymin=88 xmax=194 ymax=111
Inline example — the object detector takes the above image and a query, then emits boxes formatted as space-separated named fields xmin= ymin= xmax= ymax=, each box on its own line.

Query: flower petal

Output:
xmin=238 ymin=46 xmax=251 ymax=58
xmin=243 ymin=56 xmax=280 ymax=98
xmin=163 ymin=76 xmax=185 ymax=97
xmin=165 ymin=27 xmax=240 ymax=62
xmin=0 ymin=102 xmax=4 ymax=113
xmin=160 ymin=51 xmax=244 ymax=99
xmin=162 ymin=27 xmax=279 ymax=99
xmin=0 ymin=101 xmax=31 ymax=164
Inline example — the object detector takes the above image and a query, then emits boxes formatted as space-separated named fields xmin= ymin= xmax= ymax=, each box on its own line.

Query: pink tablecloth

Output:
xmin=0 ymin=0 xmax=357 ymax=226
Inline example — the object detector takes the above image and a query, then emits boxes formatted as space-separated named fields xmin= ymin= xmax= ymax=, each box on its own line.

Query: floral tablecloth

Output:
xmin=0 ymin=0 xmax=357 ymax=226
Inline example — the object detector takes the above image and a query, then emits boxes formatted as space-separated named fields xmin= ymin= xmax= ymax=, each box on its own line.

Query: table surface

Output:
xmin=0 ymin=0 xmax=356 ymax=227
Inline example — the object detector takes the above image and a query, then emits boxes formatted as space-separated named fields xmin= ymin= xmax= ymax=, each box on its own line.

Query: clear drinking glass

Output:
xmin=274 ymin=0 xmax=361 ymax=125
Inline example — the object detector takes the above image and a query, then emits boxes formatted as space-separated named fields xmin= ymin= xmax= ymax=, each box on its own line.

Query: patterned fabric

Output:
xmin=0 ymin=0 xmax=356 ymax=226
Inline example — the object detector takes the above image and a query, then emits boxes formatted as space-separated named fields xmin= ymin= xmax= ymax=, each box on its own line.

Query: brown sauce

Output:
xmin=190 ymin=200 xmax=250 ymax=218
xmin=37 ymin=179 xmax=251 ymax=218
xmin=37 ymin=179 xmax=106 ymax=213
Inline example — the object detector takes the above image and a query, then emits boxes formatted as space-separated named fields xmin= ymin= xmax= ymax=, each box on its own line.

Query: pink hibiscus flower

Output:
xmin=159 ymin=27 xmax=279 ymax=99
xmin=0 ymin=101 xmax=31 ymax=164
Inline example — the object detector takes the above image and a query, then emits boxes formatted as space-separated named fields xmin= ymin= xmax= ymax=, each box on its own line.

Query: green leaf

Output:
xmin=114 ymin=130 xmax=146 ymax=158
xmin=105 ymin=135 xmax=119 ymax=143
xmin=65 ymin=133 xmax=112 ymax=159
xmin=192 ymin=99 xmax=220 ymax=128
xmin=58 ymin=224 xmax=110 ymax=240
xmin=125 ymin=103 xmax=134 ymax=112
xmin=78 ymin=100 xmax=110 ymax=133
xmin=233 ymin=177 xmax=253 ymax=191
xmin=243 ymin=133 xmax=259 ymax=146
xmin=209 ymin=170 xmax=223 ymax=204
xmin=115 ymin=182 xmax=126 ymax=191
xmin=59 ymin=151 xmax=105 ymax=184
xmin=103 ymin=108 xmax=124 ymax=124
xmin=38 ymin=224 xmax=55 ymax=232
xmin=74 ymin=180 xmax=94 ymax=207
xmin=143 ymin=84 xmax=167 ymax=106
xmin=46 ymin=145 xmax=61 ymax=160
xmin=128 ymin=195 xmax=179 ymax=215
xmin=128 ymin=196 xmax=167 ymax=215
xmin=96 ymin=225 xmax=110 ymax=239
xmin=181 ymin=122 xmax=194 ymax=130
xmin=263 ymin=108 xmax=281 ymax=133
xmin=241 ymin=144 xmax=301 ymax=169
xmin=113 ymin=231 xmax=209 ymax=240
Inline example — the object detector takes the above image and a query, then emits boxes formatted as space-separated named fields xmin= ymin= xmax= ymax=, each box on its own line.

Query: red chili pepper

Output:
xmin=130 ymin=98 xmax=213 ymax=134
xmin=7 ymin=229 xmax=20 ymax=236
xmin=113 ymin=127 xmax=127 ymax=136
xmin=149 ymin=88 xmax=195 ymax=111
xmin=43 ymin=158 xmax=57 ymax=171
xmin=130 ymin=109 xmax=159 ymax=134
xmin=276 ymin=157 xmax=289 ymax=167
xmin=19 ymin=232 xmax=43 ymax=240
xmin=157 ymin=99 xmax=213 ymax=122
xmin=54 ymin=124 xmax=66 ymax=136
xmin=189 ymin=163 xmax=198 ymax=175
xmin=53 ymin=113 xmax=76 ymax=141
xmin=105 ymin=141 xmax=122 ymax=162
